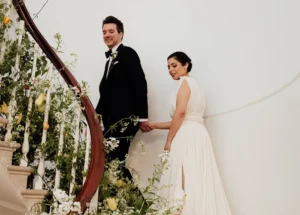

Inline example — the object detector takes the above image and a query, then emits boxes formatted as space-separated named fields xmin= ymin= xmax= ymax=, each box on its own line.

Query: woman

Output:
xmin=148 ymin=52 xmax=232 ymax=214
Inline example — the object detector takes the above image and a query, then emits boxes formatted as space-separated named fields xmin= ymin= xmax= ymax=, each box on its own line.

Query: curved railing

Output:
xmin=12 ymin=0 xmax=105 ymax=212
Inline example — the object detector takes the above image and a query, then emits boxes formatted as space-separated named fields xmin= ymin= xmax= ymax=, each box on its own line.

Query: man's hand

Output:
xmin=139 ymin=121 xmax=152 ymax=132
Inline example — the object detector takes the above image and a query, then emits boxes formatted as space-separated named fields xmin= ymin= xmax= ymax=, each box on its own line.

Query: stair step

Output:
xmin=7 ymin=165 xmax=32 ymax=192
xmin=0 ymin=141 xmax=21 ymax=167
xmin=21 ymin=189 xmax=48 ymax=213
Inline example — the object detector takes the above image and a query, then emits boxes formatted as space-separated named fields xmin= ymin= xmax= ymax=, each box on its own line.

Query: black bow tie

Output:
xmin=105 ymin=50 xmax=112 ymax=58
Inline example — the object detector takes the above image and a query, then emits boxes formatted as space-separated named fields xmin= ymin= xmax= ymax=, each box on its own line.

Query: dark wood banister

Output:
xmin=12 ymin=0 xmax=105 ymax=212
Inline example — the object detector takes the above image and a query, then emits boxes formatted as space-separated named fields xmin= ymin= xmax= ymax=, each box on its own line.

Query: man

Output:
xmin=96 ymin=16 xmax=151 ymax=177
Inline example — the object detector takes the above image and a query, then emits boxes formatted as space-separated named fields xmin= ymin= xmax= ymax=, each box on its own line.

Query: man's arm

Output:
xmin=123 ymin=48 xmax=148 ymax=119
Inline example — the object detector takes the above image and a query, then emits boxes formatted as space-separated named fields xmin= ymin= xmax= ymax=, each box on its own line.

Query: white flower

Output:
xmin=159 ymin=150 xmax=169 ymax=162
xmin=132 ymin=116 xmax=139 ymax=126
xmin=53 ymin=189 xmax=69 ymax=204
xmin=54 ymin=112 xmax=63 ymax=121
xmin=51 ymin=189 xmax=81 ymax=214
xmin=71 ymin=86 xmax=80 ymax=95
xmin=70 ymin=201 xmax=81 ymax=213
xmin=79 ymin=81 xmax=90 ymax=97
xmin=120 ymin=121 xmax=129 ymax=133
xmin=104 ymin=137 xmax=120 ymax=152
xmin=111 ymin=51 xmax=118 ymax=59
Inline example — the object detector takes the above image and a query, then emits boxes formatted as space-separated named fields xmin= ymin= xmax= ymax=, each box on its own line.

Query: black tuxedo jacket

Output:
xmin=96 ymin=44 xmax=148 ymax=133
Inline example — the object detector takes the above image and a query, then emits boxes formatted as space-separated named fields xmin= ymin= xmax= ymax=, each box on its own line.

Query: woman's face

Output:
xmin=167 ymin=57 xmax=188 ymax=80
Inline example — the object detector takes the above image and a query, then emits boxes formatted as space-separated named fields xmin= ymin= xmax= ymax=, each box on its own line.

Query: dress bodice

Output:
xmin=169 ymin=76 xmax=206 ymax=124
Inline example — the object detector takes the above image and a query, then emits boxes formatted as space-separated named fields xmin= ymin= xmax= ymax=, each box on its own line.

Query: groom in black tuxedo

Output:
xmin=96 ymin=16 xmax=151 ymax=177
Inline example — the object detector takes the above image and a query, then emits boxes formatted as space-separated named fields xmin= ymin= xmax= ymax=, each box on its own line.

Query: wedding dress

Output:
xmin=156 ymin=76 xmax=232 ymax=215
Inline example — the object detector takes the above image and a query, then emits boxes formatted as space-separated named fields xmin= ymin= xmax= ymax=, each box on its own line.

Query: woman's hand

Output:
xmin=164 ymin=141 xmax=172 ymax=152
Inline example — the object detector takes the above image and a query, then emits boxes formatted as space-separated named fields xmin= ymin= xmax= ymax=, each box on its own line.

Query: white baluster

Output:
xmin=34 ymin=66 xmax=54 ymax=189
xmin=83 ymin=125 xmax=90 ymax=183
xmin=86 ymin=187 xmax=99 ymax=214
xmin=4 ymin=20 xmax=25 ymax=142
xmin=82 ymin=125 xmax=99 ymax=214
xmin=20 ymin=43 xmax=40 ymax=167
xmin=54 ymin=84 xmax=68 ymax=189
xmin=69 ymin=104 xmax=81 ymax=194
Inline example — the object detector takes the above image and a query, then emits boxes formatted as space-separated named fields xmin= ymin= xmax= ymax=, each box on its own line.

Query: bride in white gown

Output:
xmin=148 ymin=51 xmax=232 ymax=215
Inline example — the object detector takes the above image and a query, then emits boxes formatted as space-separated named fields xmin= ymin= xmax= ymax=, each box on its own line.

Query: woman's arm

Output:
xmin=165 ymin=80 xmax=191 ymax=151
xmin=149 ymin=121 xmax=172 ymax=129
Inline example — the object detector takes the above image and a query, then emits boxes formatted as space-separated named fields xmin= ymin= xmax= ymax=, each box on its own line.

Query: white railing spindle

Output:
xmin=83 ymin=125 xmax=90 ymax=183
xmin=4 ymin=20 xmax=25 ymax=142
xmin=87 ymin=187 xmax=99 ymax=214
xmin=54 ymin=84 xmax=68 ymax=189
xmin=20 ymin=43 xmax=39 ymax=167
xmin=69 ymin=104 xmax=81 ymax=194
xmin=83 ymin=125 xmax=99 ymax=214
xmin=34 ymin=66 xmax=54 ymax=189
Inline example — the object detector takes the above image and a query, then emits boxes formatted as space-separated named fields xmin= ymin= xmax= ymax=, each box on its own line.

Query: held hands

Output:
xmin=139 ymin=121 xmax=153 ymax=132
xmin=139 ymin=121 xmax=172 ymax=151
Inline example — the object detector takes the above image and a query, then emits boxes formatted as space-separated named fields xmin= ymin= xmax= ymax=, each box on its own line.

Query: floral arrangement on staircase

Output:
xmin=95 ymin=117 xmax=185 ymax=215
xmin=0 ymin=1 xmax=92 ymax=213
xmin=0 ymin=1 xmax=185 ymax=214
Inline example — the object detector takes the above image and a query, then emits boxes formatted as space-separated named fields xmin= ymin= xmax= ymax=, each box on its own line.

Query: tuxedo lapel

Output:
xmin=106 ymin=44 xmax=124 ymax=79
xmin=103 ymin=59 xmax=109 ymax=78
xmin=106 ymin=58 xmax=116 ymax=79
xmin=100 ymin=60 xmax=110 ymax=90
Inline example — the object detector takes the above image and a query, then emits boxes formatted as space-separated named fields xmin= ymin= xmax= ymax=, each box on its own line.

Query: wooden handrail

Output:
xmin=12 ymin=0 xmax=105 ymax=212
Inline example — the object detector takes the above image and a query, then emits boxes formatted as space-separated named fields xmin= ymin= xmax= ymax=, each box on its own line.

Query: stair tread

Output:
xmin=21 ymin=189 xmax=48 ymax=196
xmin=0 ymin=140 xmax=21 ymax=149
xmin=7 ymin=165 xmax=32 ymax=175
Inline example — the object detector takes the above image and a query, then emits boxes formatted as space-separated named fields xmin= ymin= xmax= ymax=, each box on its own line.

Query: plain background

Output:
xmin=22 ymin=1 xmax=300 ymax=214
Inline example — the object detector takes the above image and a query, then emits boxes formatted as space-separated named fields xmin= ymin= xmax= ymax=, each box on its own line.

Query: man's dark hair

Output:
xmin=102 ymin=16 xmax=124 ymax=34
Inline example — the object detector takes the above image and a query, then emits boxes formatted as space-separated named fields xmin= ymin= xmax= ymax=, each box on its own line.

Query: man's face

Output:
xmin=102 ymin=23 xmax=123 ymax=49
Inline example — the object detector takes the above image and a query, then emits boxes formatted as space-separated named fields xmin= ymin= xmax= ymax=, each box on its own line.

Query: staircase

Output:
xmin=0 ymin=120 xmax=48 ymax=214
xmin=0 ymin=0 xmax=105 ymax=214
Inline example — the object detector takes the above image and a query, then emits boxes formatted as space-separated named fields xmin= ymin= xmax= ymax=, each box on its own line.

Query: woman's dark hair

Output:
xmin=167 ymin=51 xmax=192 ymax=72
xmin=102 ymin=16 xmax=124 ymax=34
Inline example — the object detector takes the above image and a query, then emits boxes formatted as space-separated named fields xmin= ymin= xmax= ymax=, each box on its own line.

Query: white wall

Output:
xmin=25 ymin=0 xmax=300 ymax=214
